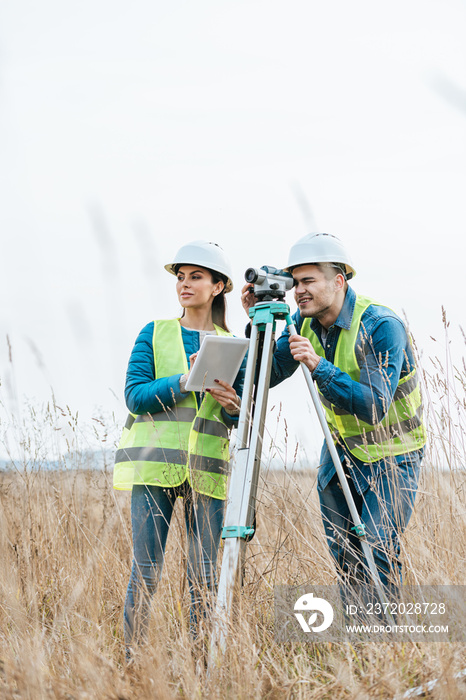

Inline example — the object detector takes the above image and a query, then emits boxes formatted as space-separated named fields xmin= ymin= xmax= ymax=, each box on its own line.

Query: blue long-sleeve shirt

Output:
xmin=124 ymin=322 xmax=246 ymax=429
xmin=269 ymin=286 xmax=423 ymax=494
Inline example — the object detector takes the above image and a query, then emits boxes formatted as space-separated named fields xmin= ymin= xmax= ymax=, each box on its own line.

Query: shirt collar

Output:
xmin=310 ymin=285 xmax=356 ymax=334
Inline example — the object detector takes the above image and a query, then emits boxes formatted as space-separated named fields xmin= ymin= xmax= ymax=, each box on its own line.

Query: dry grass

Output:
xmin=0 ymin=327 xmax=465 ymax=698
xmin=0 ymin=460 xmax=464 ymax=699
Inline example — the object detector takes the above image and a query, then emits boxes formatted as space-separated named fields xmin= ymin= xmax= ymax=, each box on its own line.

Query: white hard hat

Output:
xmin=286 ymin=233 xmax=356 ymax=280
xmin=164 ymin=240 xmax=234 ymax=292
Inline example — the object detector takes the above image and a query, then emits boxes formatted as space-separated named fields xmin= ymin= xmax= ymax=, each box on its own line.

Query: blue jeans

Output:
xmin=124 ymin=481 xmax=225 ymax=648
xmin=318 ymin=450 xmax=422 ymax=594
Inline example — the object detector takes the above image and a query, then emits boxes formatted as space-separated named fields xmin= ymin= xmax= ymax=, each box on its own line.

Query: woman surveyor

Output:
xmin=114 ymin=240 xmax=245 ymax=656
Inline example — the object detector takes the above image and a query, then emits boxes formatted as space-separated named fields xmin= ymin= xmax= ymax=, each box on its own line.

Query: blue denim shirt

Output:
xmin=269 ymin=286 xmax=423 ymax=494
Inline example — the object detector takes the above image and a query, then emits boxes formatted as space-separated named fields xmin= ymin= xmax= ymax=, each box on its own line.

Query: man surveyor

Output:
xmin=242 ymin=233 xmax=426 ymax=596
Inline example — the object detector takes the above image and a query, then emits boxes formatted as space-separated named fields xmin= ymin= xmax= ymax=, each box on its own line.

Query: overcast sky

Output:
xmin=1 ymin=0 xmax=465 ymax=461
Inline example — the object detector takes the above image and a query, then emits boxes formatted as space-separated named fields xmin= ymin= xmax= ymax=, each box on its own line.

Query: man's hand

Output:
xmin=207 ymin=379 xmax=241 ymax=415
xmin=289 ymin=334 xmax=321 ymax=372
xmin=241 ymin=283 xmax=257 ymax=318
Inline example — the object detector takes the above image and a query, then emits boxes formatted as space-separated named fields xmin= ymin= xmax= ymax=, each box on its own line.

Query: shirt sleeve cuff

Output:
xmin=167 ymin=373 xmax=186 ymax=401
xmin=221 ymin=407 xmax=239 ymax=428
xmin=311 ymin=358 xmax=335 ymax=387
xmin=179 ymin=373 xmax=189 ymax=393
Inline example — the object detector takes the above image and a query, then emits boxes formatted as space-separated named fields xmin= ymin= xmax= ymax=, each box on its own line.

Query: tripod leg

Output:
xmin=209 ymin=320 xmax=275 ymax=666
xmin=235 ymin=323 xmax=260 ymax=448
xmin=287 ymin=320 xmax=394 ymax=622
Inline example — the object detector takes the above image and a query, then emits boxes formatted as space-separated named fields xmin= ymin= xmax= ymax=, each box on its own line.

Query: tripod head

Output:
xmin=245 ymin=265 xmax=294 ymax=301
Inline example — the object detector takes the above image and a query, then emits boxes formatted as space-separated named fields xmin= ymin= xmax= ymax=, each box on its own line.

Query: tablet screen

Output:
xmin=185 ymin=335 xmax=249 ymax=392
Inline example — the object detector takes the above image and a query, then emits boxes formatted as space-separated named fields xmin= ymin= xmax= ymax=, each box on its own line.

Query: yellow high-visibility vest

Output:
xmin=301 ymin=294 xmax=426 ymax=463
xmin=114 ymin=319 xmax=232 ymax=499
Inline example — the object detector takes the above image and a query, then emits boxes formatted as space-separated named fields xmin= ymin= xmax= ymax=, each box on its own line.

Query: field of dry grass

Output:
xmin=0 ymin=333 xmax=464 ymax=698
xmin=0 ymin=458 xmax=464 ymax=699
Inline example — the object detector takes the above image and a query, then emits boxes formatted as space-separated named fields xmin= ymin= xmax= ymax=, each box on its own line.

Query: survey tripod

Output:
xmin=208 ymin=266 xmax=392 ymax=665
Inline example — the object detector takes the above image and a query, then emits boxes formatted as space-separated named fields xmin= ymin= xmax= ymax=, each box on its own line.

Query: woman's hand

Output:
xmin=289 ymin=334 xmax=321 ymax=372
xmin=207 ymin=379 xmax=241 ymax=415
xmin=180 ymin=352 xmax=199 ymax=393
xmin=189 ymin=352 xmax=198 ymax=369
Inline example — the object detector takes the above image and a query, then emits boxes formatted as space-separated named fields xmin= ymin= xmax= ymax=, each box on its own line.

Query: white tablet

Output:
xmin=185 ymin=335 xmax=249 ymax=392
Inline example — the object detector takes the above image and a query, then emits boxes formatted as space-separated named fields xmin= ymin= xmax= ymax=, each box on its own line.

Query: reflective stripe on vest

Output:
xmin=114 ymin=319 xmax=232 ymax=498
xmin=301 ymin=294 xmax=427 ymax=462
xmin=114 ymin=447 xmax=228 ymax=474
